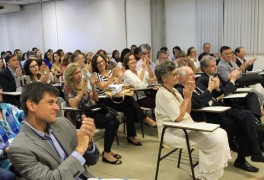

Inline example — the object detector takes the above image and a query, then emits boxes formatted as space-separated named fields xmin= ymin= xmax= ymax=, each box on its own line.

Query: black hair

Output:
xmin=5 ymin=54 xmax=16 ymax=63
xmin=220 ymin=46 xmax=231 ymax=54
xmin=20 ymin=82 xmax=59 ymax=116
xmin=120 ymin=48 xmax=131 ymax=63
xmin=91 ymin=54 xmax=107 ymax=73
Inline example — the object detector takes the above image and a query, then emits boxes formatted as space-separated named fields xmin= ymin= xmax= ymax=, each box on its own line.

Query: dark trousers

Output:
xmin=137 ymin=96 xmax=156 ymax=109
xmin=224 ymin=92 xmax=262 ymax=117
xmin=96 ymin=117 xmax=119 ymax=152
xmin=236 ymin=74 xmax=264 ymax=87
xmin=226 ymin=109 xmax=261 ymax=156
xmin=98 ymin=96 xmax=146 ymax=138
xmin=192 ymin=109 xmax=261 ymax=158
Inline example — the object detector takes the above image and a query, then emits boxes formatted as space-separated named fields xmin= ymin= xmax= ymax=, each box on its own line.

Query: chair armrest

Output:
xmin=62 ymin=107 xmax=80 ymax=112
xmin=235 ymin=88 xmax=252 ymax=93
xmin=223 ymin=93 xmax=248 ymax=99
xmin=163 ymin=122 xmax=220 ymax=132
xmin=191 ymin=106 xmax=231 ymax=113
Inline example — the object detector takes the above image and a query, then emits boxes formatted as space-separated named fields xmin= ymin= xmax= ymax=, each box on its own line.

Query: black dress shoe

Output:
xmin=102 ymin=156 xmax=122 ymax=165
xmin=234 ymin=160 xmax=259 ymax=172
xmin=251 ymin=152 xmax=264 ymax=162
xmin=127 ymin=138 xmax=142 ymax=146
xmin=102 ymin=152 xmax=121 ymax=159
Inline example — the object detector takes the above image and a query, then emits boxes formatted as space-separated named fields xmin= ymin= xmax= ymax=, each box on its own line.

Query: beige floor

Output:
xmin=88 ymin=122 xmax=264 ymax=180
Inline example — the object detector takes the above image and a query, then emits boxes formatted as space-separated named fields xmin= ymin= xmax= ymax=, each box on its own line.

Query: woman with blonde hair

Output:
xmin=63 ymin=63 xmax=121 ymax=165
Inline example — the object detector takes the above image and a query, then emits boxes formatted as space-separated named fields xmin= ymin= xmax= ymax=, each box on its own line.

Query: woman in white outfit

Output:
xmin=123 ymin=52 xmax=157 ymax=110
xmin=154 ymin=61 xmax=231 ymax=180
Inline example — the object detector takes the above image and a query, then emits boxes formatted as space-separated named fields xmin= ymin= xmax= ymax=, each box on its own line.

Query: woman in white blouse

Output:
xmin=123 ymin=52 xmax=157 ymax=110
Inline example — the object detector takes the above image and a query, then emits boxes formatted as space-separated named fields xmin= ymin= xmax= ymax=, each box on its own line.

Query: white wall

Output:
xmin=126 ymin=0 xmax=151 ymax=48
xmin=165 ymin=0 xmax=197 ymax=54
xmin=0 ymin=0 xmax=138 ymax=54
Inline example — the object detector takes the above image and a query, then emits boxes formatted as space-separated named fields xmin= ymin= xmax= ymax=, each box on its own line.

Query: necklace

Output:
xmin=162 ymin=85 xmax=179 ymax=101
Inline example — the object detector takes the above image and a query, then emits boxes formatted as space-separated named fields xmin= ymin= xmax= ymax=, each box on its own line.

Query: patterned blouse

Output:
xmin=95 ymin=70 xmax=113 ymax=95
xmin=63 ymin=85 xmax=94 ymax=122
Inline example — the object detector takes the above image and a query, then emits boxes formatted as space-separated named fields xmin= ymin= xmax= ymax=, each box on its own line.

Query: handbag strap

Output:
xmin=108 ymin=92 xmax=125 ymax=104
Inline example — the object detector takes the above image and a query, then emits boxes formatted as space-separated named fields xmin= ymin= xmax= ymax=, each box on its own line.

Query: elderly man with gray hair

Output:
xmin=136 ymin=43 xmax=156 ymax=71
xmin=155 ymin=49 xmax=169 ymax=67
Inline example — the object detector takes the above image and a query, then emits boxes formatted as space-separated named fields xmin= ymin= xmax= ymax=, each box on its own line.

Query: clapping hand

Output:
xmin=229 ymin=69 xmax=239 ymax=81
xmin=75 ymin=115 xmax=95 ymax=155
xmin=183 ymin=81 xmax=195 ymax=99
xmin=209 ymin=77 xmax=220 ymax=90
xmin=90 ymin=73 xmax=97 ymax=87
xmin=82 ymin=77 xmax=88 ymax=92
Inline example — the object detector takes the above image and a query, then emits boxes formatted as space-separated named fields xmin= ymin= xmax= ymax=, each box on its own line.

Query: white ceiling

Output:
xmin=0 ymin=0 xmax=61 ymax=5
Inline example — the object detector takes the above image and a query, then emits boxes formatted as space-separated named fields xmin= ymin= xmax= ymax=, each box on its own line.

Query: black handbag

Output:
xmin=80 ymin=104 xmax=118 ymax=127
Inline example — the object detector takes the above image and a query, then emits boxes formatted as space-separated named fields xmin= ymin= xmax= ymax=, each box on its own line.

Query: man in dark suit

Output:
xmin=9 ymin=82 xmax=99 ymax=179
xmin=235 ymin=47 xmax=254 ymax=71
xmin=176 ymin=65 xmax=264 ymax=172
xmin=200 ymin=54 xmax=263 ymax=119
xmin=0 ymin=54 xmax=23 ymax=107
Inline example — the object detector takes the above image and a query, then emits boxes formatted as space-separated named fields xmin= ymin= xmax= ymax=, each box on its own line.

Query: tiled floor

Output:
xmin=88 ymin=122 xmax=264 ymax=180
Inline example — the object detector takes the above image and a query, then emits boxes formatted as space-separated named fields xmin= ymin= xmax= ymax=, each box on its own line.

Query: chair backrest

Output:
xmin=15 ymin=76 xmax=31 ymax=92
xmin=57 ymin=97 xmax=65 ymax=117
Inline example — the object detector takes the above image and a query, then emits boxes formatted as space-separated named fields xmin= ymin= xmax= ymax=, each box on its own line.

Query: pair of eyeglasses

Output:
xmin=97 ymin=60 xmax=105 ymax=65
xmin=29 ymin=64 xmax=38 ymax=68
xmin=170 ymin=72 xmax=178 ymax=77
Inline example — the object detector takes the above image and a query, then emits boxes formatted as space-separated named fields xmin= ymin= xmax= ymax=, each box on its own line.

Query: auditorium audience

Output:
xmin=1 ymin=42 xmax=264 ymax=178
